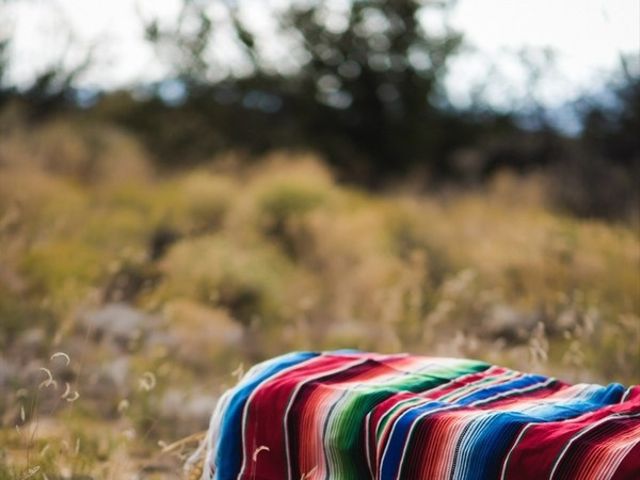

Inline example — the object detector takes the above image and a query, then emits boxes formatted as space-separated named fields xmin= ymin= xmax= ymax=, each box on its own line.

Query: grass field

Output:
xmin=1 ymin=115 xmax=639 ymax=478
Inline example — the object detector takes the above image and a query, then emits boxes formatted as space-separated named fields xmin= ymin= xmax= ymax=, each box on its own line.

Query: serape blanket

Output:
xmin=200 ymin=351 xmax=640 ymax=480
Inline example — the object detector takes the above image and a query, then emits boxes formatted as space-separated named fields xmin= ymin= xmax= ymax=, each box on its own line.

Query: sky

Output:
xmin=2 ymin=0 xmax=639 ymax=111
xmin=445 ymin=0 xmax=639 ymax=109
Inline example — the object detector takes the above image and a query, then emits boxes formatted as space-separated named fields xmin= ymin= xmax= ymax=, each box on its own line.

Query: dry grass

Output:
xmin=0 ymin=115 xmax=638 ymax=477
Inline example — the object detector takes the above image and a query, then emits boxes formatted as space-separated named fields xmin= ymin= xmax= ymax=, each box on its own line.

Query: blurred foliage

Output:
xmin=0 ymin=0 xmax=638 ymax=219
xmin=1 ymin=2 xmax=638 ymax=475
xmin=551 ymin=73 xmax=640 ymax=219
xmin=0 ymin=117 xmax=638 ymax=381
xmin=137 ymin=0 xmax=503 ymax=180
xmin=0 ymin=112 xmax=638 ymax=477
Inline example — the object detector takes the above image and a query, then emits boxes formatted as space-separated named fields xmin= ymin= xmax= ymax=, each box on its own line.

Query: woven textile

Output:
xmin=201 ymin=351 xmax=640 ymax=480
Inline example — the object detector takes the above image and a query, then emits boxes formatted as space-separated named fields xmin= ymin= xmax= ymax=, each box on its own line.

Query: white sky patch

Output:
xmin=445 ymin=0 xmax=639 ymax=108
xmin=3 ymin=0 xmax=182 ymax=88
xmin=2 ymin=0 xmax=638 ymax=109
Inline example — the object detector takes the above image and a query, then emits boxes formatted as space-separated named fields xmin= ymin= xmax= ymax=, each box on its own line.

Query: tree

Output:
xmin=144 ymin=0 xmax=466 ymax=181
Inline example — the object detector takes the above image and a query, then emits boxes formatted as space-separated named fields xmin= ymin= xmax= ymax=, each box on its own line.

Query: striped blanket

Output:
xmin=200 ymin=351 xmax=640 ymax=479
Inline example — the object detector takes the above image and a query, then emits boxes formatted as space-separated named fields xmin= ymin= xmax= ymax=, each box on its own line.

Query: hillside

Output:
xmin=0 ymin=116 xmax=639 ymax=478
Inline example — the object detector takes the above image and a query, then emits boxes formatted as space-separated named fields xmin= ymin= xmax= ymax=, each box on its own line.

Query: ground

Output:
xmin=0 ymin=116 xmax=638 ymax=478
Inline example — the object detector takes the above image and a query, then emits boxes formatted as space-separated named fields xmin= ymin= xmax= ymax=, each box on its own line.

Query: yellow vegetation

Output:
xmin=0 ymin=118 xmax=638 ymax=477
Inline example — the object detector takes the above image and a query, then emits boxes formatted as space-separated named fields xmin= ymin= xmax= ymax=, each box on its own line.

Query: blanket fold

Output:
xmin=200 ymin=351 xmax=640 ymax=480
